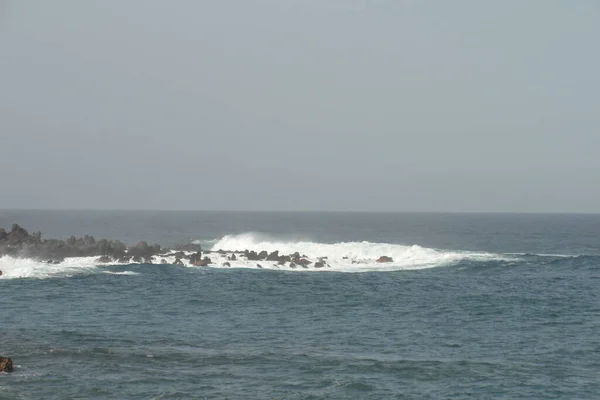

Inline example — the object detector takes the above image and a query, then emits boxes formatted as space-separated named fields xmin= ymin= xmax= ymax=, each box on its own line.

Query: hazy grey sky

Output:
xmin=1 ymin=1 xmax=599 ymax=212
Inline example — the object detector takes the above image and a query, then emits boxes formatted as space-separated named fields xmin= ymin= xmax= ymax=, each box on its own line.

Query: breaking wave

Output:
xmin=208 ymin=232 xmax=511 ymax=272
xmin=0 ymin=255 xmax=102 ymax=280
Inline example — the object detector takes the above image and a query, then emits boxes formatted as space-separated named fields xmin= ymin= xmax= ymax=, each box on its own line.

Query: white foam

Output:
xmin=0 ymin=255 xmax=101 ymax=280
xmin=204 ymin=232 xmax=512 ymax=272
xmin=103 ymin=271 xmax=139 ymax=276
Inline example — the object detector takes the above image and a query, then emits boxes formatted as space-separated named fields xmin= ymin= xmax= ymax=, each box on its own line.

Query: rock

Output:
xmin=0 ymin=228 xmax=7 ymax=241
xmin=0 ymin=357 xmax=13 ymax=372
xmin=189 ymin=251 xmax=203 ymax=265
xmin=289 ymin=263 xmax=296 ymax=269
xmin=46 ymin=259 xmax=61 ymax=265
xmin=30 ymin=231 xmax=42 ymax=244
xmin=256 ymin=263 xmax=263 ymax=269
xmin=0 ymin=270 xmax=3 ymax=276
xmin=296 ymin=258 xmax=311 ymax=267
xmin=278 ymin=255 xmax=291 ymax=264
xmin=245 ymin=250 xmax=261 ymax=261
xmin=117 ymin=255 xmax=131 ymax=264
xmin=223 ymin=262 xmax=231 ymax=267
xmin=230 ymin=253 xmax=237 ymax=261
xmin=160 ymin=259 xmax=167 ymax=264
xmin=128 ymin=241 xmax=160 ymax=260
xmin=132 ymin=255 xmax=143 ymax=263
xmin=8 ymin=223 xmax=29 ymax=245
xmin=314 ymin=261 xmax=325 ymax=268
xmin=192 ymin=256 xmax=211 ymax=266
xmin=174 ymin=258 xmax=184 ymax=266
xmin=291 ymin=252 xmax=300 ymax=259
xmin=258 ymin=250 xmax=268 ymax=260
xmin=96 ymin=256 xmax=112 ymax=263
xmin=376 ymin=256 xmax=393 ymax=263
xmin=266 ymin=251 xmax=279 ymax=261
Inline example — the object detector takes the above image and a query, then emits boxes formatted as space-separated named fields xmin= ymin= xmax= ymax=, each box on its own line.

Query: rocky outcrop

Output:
xmin=295 ymin=258 xmax=311 ymax=267
xmin=245 ymin=250 xmax=261 ymax=261
xmin=376 ymin=256 xmax=393 ymax=263
xmin=189 ymin=251 xmax=203 ymax=265
xmin=8 ymin=223 xmax=29 ymax=245
xmin=0 ymin=224 xmax=140 ymax=261
xmin=128 ymin=241 xmax=160 ymax=262
xmin=0 ymin=357 xmax=13 ymax=372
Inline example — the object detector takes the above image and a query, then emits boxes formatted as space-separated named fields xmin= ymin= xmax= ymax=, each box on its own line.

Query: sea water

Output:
xmin=1 ymin=211 xmax=599 ymax=399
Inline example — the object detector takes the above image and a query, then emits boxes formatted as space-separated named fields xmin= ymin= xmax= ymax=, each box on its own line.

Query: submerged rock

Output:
xmin=0 ymin=357 xmax=13 ymax=372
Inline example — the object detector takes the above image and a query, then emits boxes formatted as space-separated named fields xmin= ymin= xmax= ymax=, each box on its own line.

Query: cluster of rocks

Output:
xmin=238 ymin=249 xmax=326 ymax=268
xmin=0 ymin=223 xmax=166 ymax=264
xmin=0 ymin=223 xmax=395 ymax=271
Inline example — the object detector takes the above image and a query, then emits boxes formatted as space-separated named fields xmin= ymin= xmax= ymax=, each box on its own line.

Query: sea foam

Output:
xmin=0 ymin=255 xmax=101 ymax=280
xmin=206 ymin=232 xmax=509 ymax=272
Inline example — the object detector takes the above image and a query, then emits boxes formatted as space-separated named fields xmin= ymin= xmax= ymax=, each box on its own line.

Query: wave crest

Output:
xmin=209 ymin=232 xmax=507 ymax=271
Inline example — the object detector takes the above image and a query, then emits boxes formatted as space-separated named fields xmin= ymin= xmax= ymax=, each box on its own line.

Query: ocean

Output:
xmin=1 ymin=210 xmax=599 ymax=399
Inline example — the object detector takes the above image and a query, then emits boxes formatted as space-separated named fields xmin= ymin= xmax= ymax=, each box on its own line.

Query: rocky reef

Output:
xmin=0 ymin=224 xmax=396 ymax=272
xmin=0 ymin=223 xmax=166 ymax=263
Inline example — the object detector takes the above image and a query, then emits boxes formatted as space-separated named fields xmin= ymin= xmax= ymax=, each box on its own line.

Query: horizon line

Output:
xmin=1 ymin=208 xmax=599 ymax=215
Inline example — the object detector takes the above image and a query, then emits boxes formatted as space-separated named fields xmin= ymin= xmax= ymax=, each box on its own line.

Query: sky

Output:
xmin=0 ymin=1 xmax=599 ymax=212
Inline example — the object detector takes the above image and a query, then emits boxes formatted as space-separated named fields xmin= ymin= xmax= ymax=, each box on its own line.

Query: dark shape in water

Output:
xmin=0 ymin=357 xmax=13 ymax=372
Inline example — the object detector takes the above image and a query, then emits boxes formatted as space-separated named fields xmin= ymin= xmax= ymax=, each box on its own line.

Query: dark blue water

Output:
xmin=1 ymin=211 xmax=599 ymax=399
